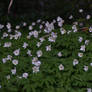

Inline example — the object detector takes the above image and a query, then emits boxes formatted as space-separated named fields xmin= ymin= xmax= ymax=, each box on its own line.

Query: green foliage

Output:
xmin=0 ymin=24 xmax=92 ymax=92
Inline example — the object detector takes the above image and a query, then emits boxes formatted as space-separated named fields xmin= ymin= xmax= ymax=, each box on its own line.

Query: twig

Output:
xmin=8 ymin=0 xmax=13 ymax=14
xmin=79 ymin=27 xmax=89 ymax=32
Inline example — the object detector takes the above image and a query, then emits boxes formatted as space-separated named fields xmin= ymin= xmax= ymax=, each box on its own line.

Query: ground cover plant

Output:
xmin=0 ymin=10 xmax=92 ymax=92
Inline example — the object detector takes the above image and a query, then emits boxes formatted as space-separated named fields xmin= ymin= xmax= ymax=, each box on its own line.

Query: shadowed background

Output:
xmin=0 ymin=0 xmax=92 ymax=21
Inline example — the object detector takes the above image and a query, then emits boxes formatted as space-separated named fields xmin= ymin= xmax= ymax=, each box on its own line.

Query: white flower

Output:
xmin=32 ymin=66 xmax=40 ymax=73
xmin=6 ymin=75 xmax=10 ymax=80
xmin=80 ymin=45 xmax=85 ymax=52
xmin=73 ymin=59 xmax=79 ymax=66
xmin=49 ymin=23 xmax=54 ymax=31
xmin=72 ymin=25 xmax=76 ymax=29
xmin=36 ymin=42 xmax=42 ymax=47
xmin=29 ymin=25 xmax=33 ymax=30
xmin=73 ymin=22 xmax=78 ymax=25
xmin=48 ymin=32 xmax=57 ymax=42
xmin=51 ymin=32 xmax=57 ymax=38
xmin=9 ymin=34 xmax=14 ymax=39
xmin=32 ymin=60 xmax=41 ymax=66
xmin=29 ymin=32 xmax=33 ymax=36
xmin=0 ymin=24 xmax=4 ymax=29
xmin=6 ymin=55 xmax=12 ymax=61
xmin=57 ymin=52 xmax=62 ymax=57
xmin=12 ymin=59 xmax=18 ymax=65
xmin=32 ymin=57 xmax=38 ymax=62
xmin=67 ymin=30 xmax=72 ymax=34
xmin=90 ymin=63 xmax=92 ymax=66
xmin=27 ymin=50 xmax=32 ymax=56
xmin=39 ymin=37 xmax=45 ymax=42
xmin=69 ymin=15 xmax=73 ymax=19
xmin=86 ymin=15 xmax=91 ymax=20
xmin=22 ymin=73 xmax=28 ymax=79
xmin=6 ymin=22 xmax=11 ymax=29
xmin=78 ymin=52 xmax=83 ymax=57
xmin=13 ymin=49 xmax=20 ymax=56
xmin=58 ymin=21 xmax=63 ymax=27
xmin=3 ymin=42 xmax=12 ymax=47
xmin=45 ymin=22 xmax=54 ymax=33
xmin=37 ymin=50 xmax=43 ymax=57
xmin=11 ymin=67 xmax=16 ymax=75
xmin=27 ymin=35 xmax=31 ymax=39
xmin=60 ymin=28 xmax=66 ymax=35
xmin=44 ymin=29 xmax=49 ymax=33
xmin=52 ymin=19 xmax=56 ymax=23
xmin=45 ymin=21 xmax=49 ymax=27
xmin=48 ymin=36 xmax=56 ymax=42
xmin=33 ymin=30 xmax=38 ymax=38
xmin=16 ymin=25 xmax=20 ymax=29
xmin=85 ymin=40 xmax=89 ymax=45
xmin=8 ymin=29 xmax=11 ymax=33
xmin=3 ymin=32 xmax=8 ymax=38
xmin=79 ymin=9 xmax=83 ymax=13
xmin=14 ymin=35 xmax=19 ymax=40
xmin=78 ymin=37 xmax=83 ymax=42
xmin=84 ymin=65 xmax=88 ymax=71
xmin=39 ymin=25 xmax=43 ymax=29
xmin=57 ymin=17 xmax=64 ymax=27
xmin=23 ymin=22 xmax=27 ymax=26
xmin=15 ymin=31 xmax=22 ymax=38
xmin=46 ymin=45 xmax=51 ymax=51
xmin=32 ymin=22 xmax=36 ymax=26
xmin=89 ymin=27 xmax=92 ymax=32
xmin=87 ymin=88 xmax=92 ymax=92
xmin=37 ymin=19 xmax=41 ymax=23
xmin=73 ymin=28 xmax=77 ymax=32
xmin=2 ymin=58 xmax=7 ymax=63
xmin=57 ymin=16 xmax=62 ymax=22
xmin=23 ymin=42 xmax=28 ymax=49
xmin=59 ymin=64 xmax=64 ymax=71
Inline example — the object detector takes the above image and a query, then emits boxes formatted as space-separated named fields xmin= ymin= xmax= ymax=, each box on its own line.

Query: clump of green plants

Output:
xmin=0 ymin=15 xmax=92 ymax=92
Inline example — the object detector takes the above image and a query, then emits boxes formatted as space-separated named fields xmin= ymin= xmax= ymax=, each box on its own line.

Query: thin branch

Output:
xmin=8 ymin=0 xmax=13 ymax=14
